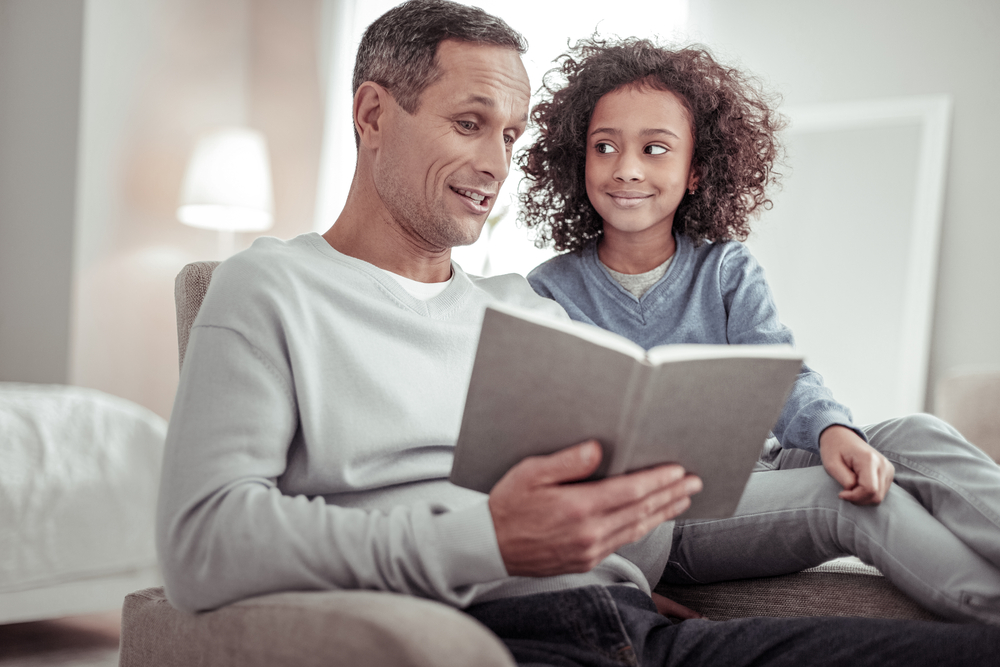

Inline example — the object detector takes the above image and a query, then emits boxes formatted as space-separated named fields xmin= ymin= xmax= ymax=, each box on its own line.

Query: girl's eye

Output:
xmin=595 ymin=142 xmax=617 ymax=154
xmin=645 ymin=145 xmax=668 ymax=155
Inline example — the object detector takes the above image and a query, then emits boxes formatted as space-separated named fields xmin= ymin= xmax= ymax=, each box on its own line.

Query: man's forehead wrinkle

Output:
xmin=463 ymin=94 xmax=496 ymax=108
xmin=458 ymin=94 xmax=529 ymax=120
xmin=438 ymin=59 xmax=529 ymax=93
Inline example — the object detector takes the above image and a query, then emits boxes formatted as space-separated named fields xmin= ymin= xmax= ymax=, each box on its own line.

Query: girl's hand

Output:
xmin=651 ymin=592 xmax=705 ymax=620
xmin=819 ymin=425 xmax=895 ymax=505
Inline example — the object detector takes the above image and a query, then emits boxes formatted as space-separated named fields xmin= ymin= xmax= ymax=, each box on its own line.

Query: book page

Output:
xmin=451 ymin=306 xmax=641 ymax=493
xmin=623 ymin=356 xmax=802 ymax=519
xmin=646 ymin=343 xmax=800 ymax=366
xmin=487 ymin=301 xmax=646 ymax=362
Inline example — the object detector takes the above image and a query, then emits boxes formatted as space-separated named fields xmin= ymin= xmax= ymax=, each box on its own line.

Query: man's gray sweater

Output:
xmin=157 ymin=233 xmax=674 ymax=613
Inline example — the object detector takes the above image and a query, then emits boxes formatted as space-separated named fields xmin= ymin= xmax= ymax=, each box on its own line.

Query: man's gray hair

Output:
xmin=353 ymin=0 xmax=527 ymax=119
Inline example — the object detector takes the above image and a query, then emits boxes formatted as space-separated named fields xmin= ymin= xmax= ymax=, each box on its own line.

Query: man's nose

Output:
xmin=475 ymin=132 xmax=510 ymax=182
xmin=613 ymin=151 xmax=643 ymax=182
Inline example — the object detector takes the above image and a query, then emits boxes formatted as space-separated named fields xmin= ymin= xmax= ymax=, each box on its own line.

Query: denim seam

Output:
xmin=883 ymin=451 xmax=1000 ymax=527
xmin=580 ymin=587 xmax=640 ymax=667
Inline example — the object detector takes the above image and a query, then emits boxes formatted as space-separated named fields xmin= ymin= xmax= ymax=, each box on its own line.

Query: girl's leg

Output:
xmin=663 ymin=462 xmax=1000 ymax=624
xmin=860 ymin=413 xmax=1000 ymax=568
xmin=775 ymin=413 xmax=1000 ymax=567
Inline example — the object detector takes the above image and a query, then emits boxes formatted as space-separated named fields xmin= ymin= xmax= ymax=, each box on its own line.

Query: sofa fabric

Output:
xmin=119 ymin=587 xmax=517 ymax=667
xmin=655 ymin=558 xmax=944 ymax=622
xmin=173 ymin=261 xmax=220 ymax=370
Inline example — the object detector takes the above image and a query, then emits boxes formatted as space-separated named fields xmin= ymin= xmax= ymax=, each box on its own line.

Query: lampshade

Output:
xmin=177 ymin=127 xmax=274 ymax=232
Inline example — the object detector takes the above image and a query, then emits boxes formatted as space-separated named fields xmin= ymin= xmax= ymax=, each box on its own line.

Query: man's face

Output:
xmin=372 ymin=40 xmax=530 ymax=251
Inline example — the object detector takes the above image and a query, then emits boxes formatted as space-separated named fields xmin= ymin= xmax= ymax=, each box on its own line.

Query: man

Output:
xmin=157 ymin=1 xmax=1000 ymax=664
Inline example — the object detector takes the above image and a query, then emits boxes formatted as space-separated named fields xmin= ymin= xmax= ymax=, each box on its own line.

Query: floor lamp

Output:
xmin=177 ymin=127 xmax=274 ymax=258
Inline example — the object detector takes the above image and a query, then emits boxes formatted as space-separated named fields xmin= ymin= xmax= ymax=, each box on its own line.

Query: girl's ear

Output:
xmin=354 ymin=82 xmax=389 ymax=150
xmin=687 ymin=166 xmax=701 ymax=193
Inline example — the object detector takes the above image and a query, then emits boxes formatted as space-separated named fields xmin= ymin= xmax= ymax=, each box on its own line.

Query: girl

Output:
xmin=520 ymin=37 xmax=1000 ymax=624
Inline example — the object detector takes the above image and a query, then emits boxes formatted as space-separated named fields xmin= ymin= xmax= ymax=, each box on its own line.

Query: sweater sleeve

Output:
xmin=156 ymin=322 xmax=508 ymax=614
xmin=719 ymin=245 xmax=865 ymax=452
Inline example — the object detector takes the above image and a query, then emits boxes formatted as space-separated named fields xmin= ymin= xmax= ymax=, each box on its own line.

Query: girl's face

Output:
xmin=585 ymin=85 xmax=698 ymax=242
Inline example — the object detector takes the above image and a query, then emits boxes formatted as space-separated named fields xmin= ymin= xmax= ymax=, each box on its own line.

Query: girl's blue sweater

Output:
xmin=526 ymin=236 xmax=862 ymax=453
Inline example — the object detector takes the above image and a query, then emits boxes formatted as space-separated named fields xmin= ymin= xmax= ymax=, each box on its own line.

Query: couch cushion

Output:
xmin=120 ymin=587 xmax=516 ymax=667
xmin=655 ymin=558 xmax=944 ymax=622
xmin=935 ymin=370 xmax=1000 ymax=462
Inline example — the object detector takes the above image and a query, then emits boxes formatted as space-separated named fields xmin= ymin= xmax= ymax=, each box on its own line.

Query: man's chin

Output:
xmin=439 ymin=217 xmax=488 ymax=249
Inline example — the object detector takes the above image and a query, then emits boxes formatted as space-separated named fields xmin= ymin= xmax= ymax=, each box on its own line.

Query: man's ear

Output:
xmin=354 ymin=82 xmax=390 ymax=150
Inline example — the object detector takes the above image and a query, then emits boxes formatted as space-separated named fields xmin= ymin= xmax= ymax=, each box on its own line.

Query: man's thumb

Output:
xmin=531 ymin=440 xmax=603 ymax=485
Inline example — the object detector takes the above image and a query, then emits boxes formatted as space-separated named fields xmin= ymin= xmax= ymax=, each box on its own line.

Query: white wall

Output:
xmin=686 ymin=0 xmax=1000 ymax=409
xmin=0 ymin=0 xmax=323 ymax=418
xmin=0 ymin=0 xmax=84 ymax=384
xmin=69 ymin=0 xmax=248 ymax=420
xmin=4 ymin=0 xmax=995 ymax=417
xmin=68 ymin=0 xmax=323 ymax=419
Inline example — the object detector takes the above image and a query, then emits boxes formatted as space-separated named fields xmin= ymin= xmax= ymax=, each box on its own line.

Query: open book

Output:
xmin=450 ymin=303 xmax=803 ymax=519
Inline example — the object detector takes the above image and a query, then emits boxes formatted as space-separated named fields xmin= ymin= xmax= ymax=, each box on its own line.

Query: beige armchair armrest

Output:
xmin=120 ymin=587 xmax=516 ymax=667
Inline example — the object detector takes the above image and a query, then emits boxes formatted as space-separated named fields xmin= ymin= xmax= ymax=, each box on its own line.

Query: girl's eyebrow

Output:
xmin=589 ymin=126 xmax=620 ymax=137
xmin=589 ymin=127 xmax=681 ymax=139
xmin=641 ymin=128 xmax=681 ymax=139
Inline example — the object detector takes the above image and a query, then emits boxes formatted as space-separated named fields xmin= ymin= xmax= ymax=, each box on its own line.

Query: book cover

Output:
xmin=450 ymin=303 xmax=803 ymax=519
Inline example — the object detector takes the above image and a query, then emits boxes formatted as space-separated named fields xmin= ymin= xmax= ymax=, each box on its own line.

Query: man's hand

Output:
xmin=489 ymin=440 xmax=702 ymax=577
xmin=819 ymin=425 xmax=894 ymax=505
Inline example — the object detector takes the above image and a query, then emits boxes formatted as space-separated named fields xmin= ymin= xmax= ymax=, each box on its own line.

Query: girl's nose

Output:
xmin=613 ymin=151 xmax=643 ymax=182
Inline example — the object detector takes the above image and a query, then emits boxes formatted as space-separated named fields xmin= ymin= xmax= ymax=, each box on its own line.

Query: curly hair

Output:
xmin=518 ymin=37 xmax=785 ymax=252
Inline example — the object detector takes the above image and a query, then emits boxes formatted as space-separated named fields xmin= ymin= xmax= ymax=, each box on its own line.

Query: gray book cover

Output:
xmin=450 ymin=303 xmax=803 ymax=519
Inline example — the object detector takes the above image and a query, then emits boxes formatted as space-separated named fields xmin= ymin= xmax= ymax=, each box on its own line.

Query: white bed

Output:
xmin=0 ymin=383 xmax=166 ymax=624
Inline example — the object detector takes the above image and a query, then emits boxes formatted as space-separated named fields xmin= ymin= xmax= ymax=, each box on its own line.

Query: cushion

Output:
xmin=935 ymin=370 xmax=1000 ymax=462
xmin=0 ymin=383 xmax=166 ymax=598
xmin=655 ymin=557 xmax=944 ymax=621
xmin=119 ymin=587 xmax=516 ymax=667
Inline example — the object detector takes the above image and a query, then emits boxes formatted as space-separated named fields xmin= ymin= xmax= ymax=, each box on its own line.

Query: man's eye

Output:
xmin=457 ymin=120 xmax=477 ymax=131
xmin=645 ymin=145 xmax=668 ymax=155
xmin=595 ymin=142 xmax=617 ymax=154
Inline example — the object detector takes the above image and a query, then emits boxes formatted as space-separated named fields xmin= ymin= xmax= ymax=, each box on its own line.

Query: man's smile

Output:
xmin=450 ymin=185 xmax=494 ymax=212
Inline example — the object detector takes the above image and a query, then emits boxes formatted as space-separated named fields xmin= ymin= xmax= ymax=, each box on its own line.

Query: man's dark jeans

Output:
xmin=465 ymin=585 xmax=1000 ymax=667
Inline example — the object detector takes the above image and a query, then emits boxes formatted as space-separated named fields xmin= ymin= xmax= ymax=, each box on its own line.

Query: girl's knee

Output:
xmin=899 ymin=413 xmax=958 ymax=435
xmin=865 ymin=413 xmax=968 ymax=454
